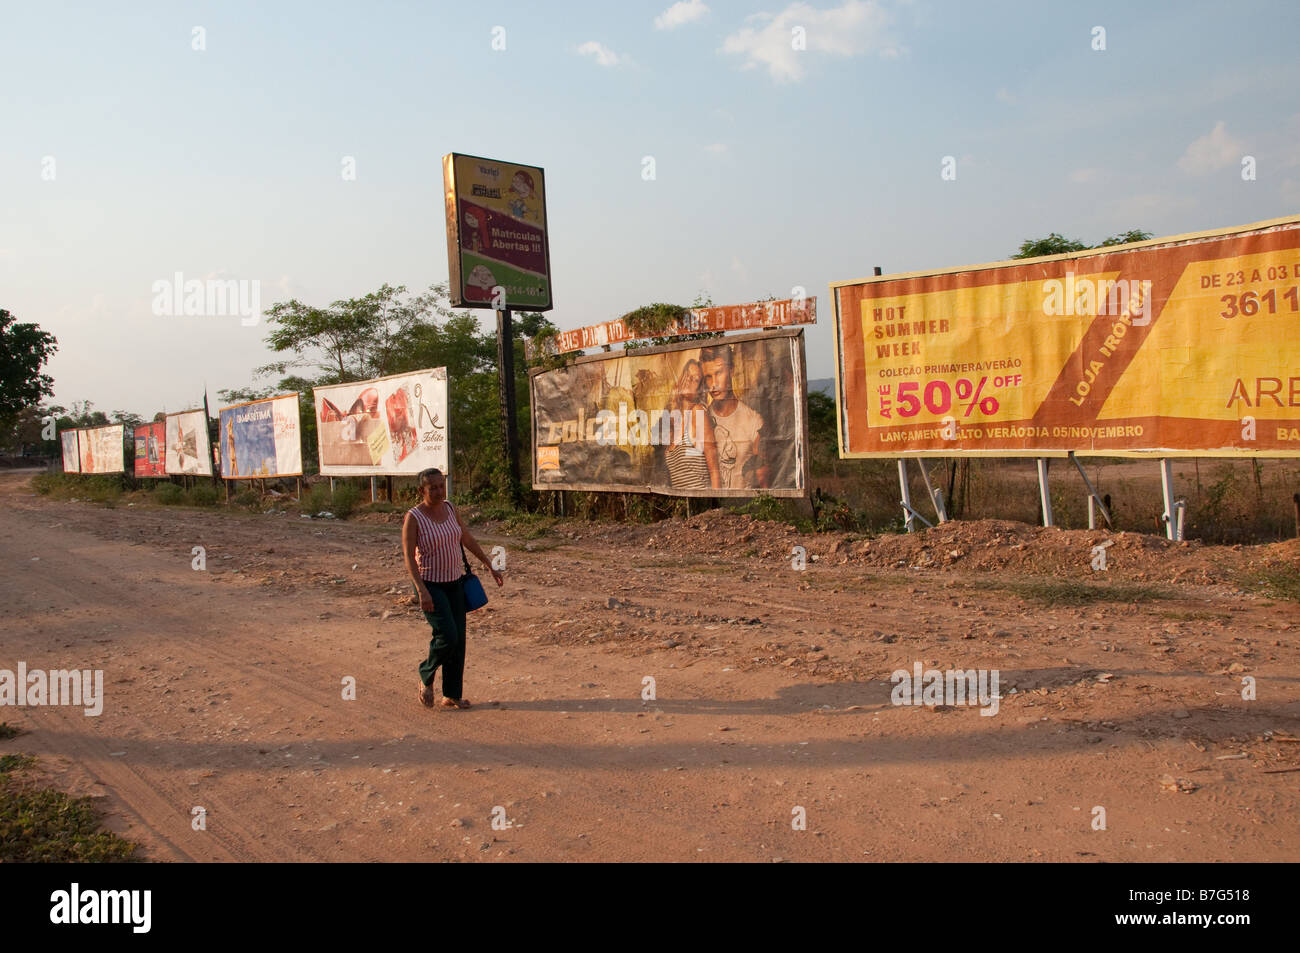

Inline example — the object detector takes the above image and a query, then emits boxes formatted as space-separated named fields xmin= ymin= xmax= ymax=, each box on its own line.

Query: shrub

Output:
xmin=154 ymin=483 xmax=184 ymax=505
xmin=231 ymin=489 xmax=261 ymax=510
xmin=304 ymin=484 xmax=332 ymax=515
xmin=187 ymin=484 xmax=220 ymax=507
xmin=330 ymin=483 xmax=360 ymax=519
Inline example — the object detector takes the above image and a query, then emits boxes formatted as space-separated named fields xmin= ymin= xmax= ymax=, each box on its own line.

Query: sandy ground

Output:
xmin=1 ymin=468 xmax=1298 ymax=862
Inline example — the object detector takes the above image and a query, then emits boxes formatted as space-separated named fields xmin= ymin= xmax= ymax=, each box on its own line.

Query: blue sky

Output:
xmin=3 ymin=0 xmax=1297 ymax=415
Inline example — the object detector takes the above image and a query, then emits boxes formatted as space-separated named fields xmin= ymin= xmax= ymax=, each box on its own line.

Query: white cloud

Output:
xmin=655 ymin=0 xmax=709 ymax=29
xmin=703 ymin=143 xmax=727 ymax=155
xmin=1069 ymin=168 xmax=1098 ymax=184
xmin=1178 ymin=121 xmax=1244 ymax=175
xmin=720 ymin=1 xmax=900 ymax=83
xmin=577 ymin=41 xmax=622 ymax=67
xmin=995 ymin=87 xmax=1015 ymax=105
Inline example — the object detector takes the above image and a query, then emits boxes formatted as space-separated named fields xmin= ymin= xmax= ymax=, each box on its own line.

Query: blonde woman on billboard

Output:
xmin=665 ymin=358 xmax=719 ymax=490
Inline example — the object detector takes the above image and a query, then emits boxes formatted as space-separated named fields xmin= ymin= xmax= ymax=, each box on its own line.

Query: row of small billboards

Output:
xmin=60 ymin=370 xmax=451 ymax=481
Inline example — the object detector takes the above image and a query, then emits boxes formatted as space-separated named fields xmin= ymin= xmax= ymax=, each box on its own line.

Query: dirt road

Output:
xmin=2 ymin=469 xmax=1298 ymax=861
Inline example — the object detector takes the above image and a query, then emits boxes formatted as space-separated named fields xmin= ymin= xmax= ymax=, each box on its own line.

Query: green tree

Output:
xmin=1013 ymin=229 xmax=1153 ymax=259
xmin=0 ymin=309 xmax=58 ymax=432
xmin=1011 ymin=234 xmax=1088 ymax=259
xmin=1097 ymin=229 xmax=1153 ymax=247
xmin=231 ymin=282 xmax=557 ymax=501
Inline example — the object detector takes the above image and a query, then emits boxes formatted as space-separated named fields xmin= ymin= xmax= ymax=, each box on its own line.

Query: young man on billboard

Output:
xmin=700 ymin=343 xmax=769 ymax=490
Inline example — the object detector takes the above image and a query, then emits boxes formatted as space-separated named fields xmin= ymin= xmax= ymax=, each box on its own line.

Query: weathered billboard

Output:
xmin=217 ymin=395 xmax=302 ymax=479
xmin=531 ymin=329 xmax=808 ymax=497
xmin=833 ymin=215 xmax=1300 ymax=457
xmin=133 ymin=422 xmax=167 ymax=478
xmin=527 ymin=297 xmax=817 ymax=359
xmin=77 ymin=425 xmax=125 ymax=474
xmin=314 ymin=369 xmax=449 ymax=477
xmin=60 ymin=431 xmax=81 ymax=473
xmin=165 ymin=410 xmax=213 ymax=476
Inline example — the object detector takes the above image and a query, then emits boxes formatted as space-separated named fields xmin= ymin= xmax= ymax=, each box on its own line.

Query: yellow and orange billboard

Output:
xmin=832 ymin=215 xmax=1300 ymax=457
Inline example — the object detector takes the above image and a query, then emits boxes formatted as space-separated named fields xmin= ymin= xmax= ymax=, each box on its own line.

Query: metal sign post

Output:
xmin=1036 ymin=458 xmax=1054 ymax=527
xmin=1069 ymin=451 xmax=1112 ymax=529
xmin=1159 ymin=459 xmax=1184 ymax=540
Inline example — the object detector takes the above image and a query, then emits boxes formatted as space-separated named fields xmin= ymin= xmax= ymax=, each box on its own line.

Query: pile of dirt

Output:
xmin=535 ymin=511 xmax=1299 ymax=590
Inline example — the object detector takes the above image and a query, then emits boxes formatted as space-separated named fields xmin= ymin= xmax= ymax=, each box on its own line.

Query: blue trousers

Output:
xmin=417 ymin=578 xmax=468 ymax=698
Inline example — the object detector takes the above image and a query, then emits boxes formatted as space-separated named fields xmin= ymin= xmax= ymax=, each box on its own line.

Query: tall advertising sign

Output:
xmin=443 ymin=152 xmax=552 ymax=311
xmin=832 ymin=215 xmax=1300 ymax=457
xmin=314 ymin=369 xmax=450 ymax=478
xmin=217 ymin=395 xmax=303 ymax=479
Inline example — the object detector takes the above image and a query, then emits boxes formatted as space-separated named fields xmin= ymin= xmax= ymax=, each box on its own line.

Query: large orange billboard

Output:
xmin=832 ymin=215 xmax=1300 ymax=457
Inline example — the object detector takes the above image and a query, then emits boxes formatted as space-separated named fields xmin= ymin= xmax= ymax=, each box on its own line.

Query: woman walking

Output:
xmin=402 ymin=468 xmax=504 ymax=710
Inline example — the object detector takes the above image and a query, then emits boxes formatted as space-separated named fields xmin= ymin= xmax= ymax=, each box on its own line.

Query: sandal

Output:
xmin=441 ymin=697 xmax=472 ymax=709
xmin=417 ymin=685 xmax=435 ymax=708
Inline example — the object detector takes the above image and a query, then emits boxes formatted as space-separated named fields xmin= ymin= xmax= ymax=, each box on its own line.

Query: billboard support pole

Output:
xmin=898 ymin=459 xmax=916 ymax=533
xmin=203 ymin=391 xmax=219 ymax=486
xmin=370 ymin=476 xmax=376 ymax=503
xmin=1159 ymin=459 xmax=1183 ymax=540
xmin=1069 ymin=451 xmax=1112 ymax=529
xmin=497 ymin=307 xmax=522 ymax=508
xmin=1036 ymin=458 xmax=1054 ymax=527
xmin=916 ymin=458 xmax=947 ymax=523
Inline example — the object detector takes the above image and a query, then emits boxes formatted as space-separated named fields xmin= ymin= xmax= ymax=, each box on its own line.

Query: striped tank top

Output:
xmin=409 ymin=502 xmax=463 ymax=582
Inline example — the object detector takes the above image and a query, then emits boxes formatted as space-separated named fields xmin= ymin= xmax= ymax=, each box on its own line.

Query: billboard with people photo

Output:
xmin=530 ymin=328 xmax=808 ymax=497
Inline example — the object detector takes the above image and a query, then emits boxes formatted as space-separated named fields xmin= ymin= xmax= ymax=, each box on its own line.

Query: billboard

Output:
xmin=217 ymin=395 xmax=302 ymax=479
xmin=165 ymin=410 xmax=213 ymax=476
xmin=833 ymin=215 xmax=1300 ymax=457
xmin=531 ymin=329 xmax=808 ymax=498
xmin=60 ymin=431 xmax=81 ymax=473
xmin=77 ymin=425 xmax=125 ymax=474
xmin=443 ymin=152 xmax=552 ymax=311
xmin=526 ymin=297 xmax=817 ymax=360
xmin=133 ymin=422 xmax=167 ymax=478
xmin=314 ymin=369 xmax=450 ymax=477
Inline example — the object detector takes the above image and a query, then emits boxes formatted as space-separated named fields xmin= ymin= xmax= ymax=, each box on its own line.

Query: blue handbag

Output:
xmin=459 ymin=544 xmax=488 ymax=612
